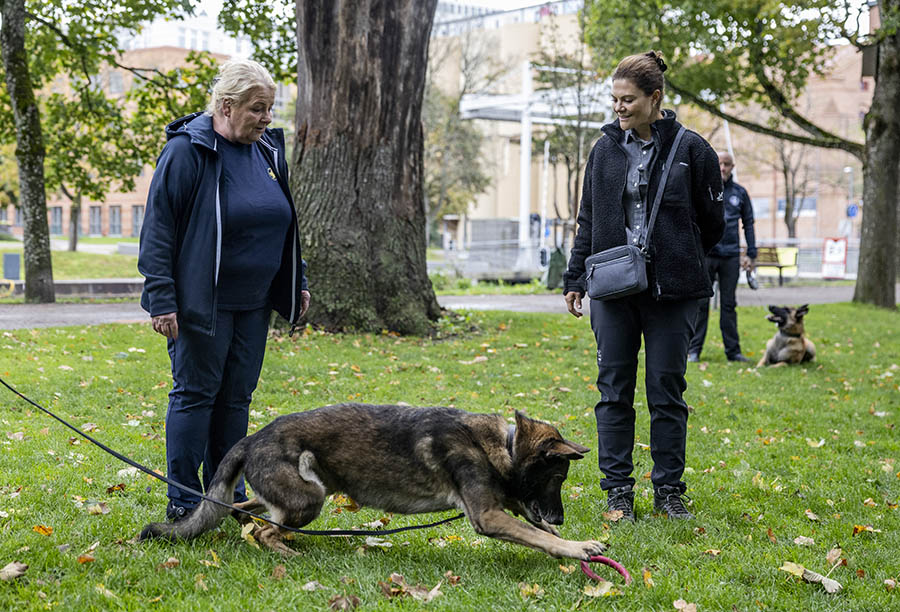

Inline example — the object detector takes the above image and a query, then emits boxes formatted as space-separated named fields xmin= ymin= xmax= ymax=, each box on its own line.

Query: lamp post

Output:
xmin=843 ymin=166 xmax=855 ymax=238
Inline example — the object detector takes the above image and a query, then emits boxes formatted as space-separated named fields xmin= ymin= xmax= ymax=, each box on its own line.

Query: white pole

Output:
xmin=539 ymin=139 xmax=550 ymax=251
xmin=518 ymin=61 xmax=533 ymax=252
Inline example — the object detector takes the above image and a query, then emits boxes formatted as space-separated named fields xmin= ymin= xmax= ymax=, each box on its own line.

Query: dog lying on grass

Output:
xmin=757 ymin=304 xmax=816 ymax=367
xmin=140 ymin=404 xmax=606 ymax=560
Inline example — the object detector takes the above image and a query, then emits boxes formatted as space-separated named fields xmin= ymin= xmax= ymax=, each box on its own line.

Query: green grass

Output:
xmin=48 ymin=236 xmax=140 ymax=245
xmin=431 ymin=275 xmax=556 ymax=296
xmin=0 ymin=304 xmax=898 ymax=610
xmin=0 ymin=245 xmax=138 ymax=280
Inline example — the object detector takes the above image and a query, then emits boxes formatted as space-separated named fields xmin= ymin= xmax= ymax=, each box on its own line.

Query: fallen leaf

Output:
xmin=602 ymin=509 xmax=624 ymax=522
xmin=363 ymin=536 xmax=392 ymax=549
xmin=199 ymin=550 xmax=220 ymax=568
xmin=157 ymin=557 xmax=180 ymax=570
xmin=806 ymin=438 xmax=825 ymax=448
xmin=194 ymin=574 xmax=208 ymax=591
xmin=443 ymin=570 xmax=461 ymax=585
xmin=642 ymin=567 xmax=654 ymax=587
xmin=518 ymin=582 xmax=544 ymax=599
xmin=6 ymin=432 xmax=24 ymax=441
xmin=885 ymin=579 xmax=897 ymax=591
xmin=856 ymin=569 xmax=866 ymax=579
xmin=559 ymin=564 xmax=575 ymax=574
xmin=302 ymin=581 xmax=326 ymax=591
xmin=458 ymin=356 xmax=488 ymax=365
xmin=805 ymin=509 xmax=819 ymax=521
xmin=106 ymin=484 xmax=126 ymax=494
xmin=408 ymin=581 xmax=442 ymax=603
xmin=270 ymin=565 xmax=286 ymax=581
xmin=826 ymin=546 xmax=842 ymax=565
xmin=95 ymin=583 xmax=117 ymax=599
xmin=240 ymin=522 xmax=260 ymax=549
xmin=32 ymin=525 xmax=53 ymax=536
xmin=0 ymin=562 xmax=27 ymax=581
xmin=704 ymin=549 xmax=722 ymax=556
xmin=87 ymin=503 xmax=110 ymax=515
xmin=328 ymin=594 xmax=360 ymax=610
xmin=852 ymin=524 xmax=882 ymax=536
xmin=793 ymin=536 xmax=815 ymax=546
xmin=862 ymin=497 xmax=877 ymax=507
xmin=767 ymin=528 xmax=777 ymax=543
xmin=779 ymin=562 xmax=843 ymax=594
xmin=674 ymin=599 xmax=698 ymax=612
xmin=583 ymin=580 xmax=617 ymax=597
xmin=779 ymin=561 xmax=805 ymax=577
xmin=77 ymin=554 xmax=95 ymax=564
xmin=81 ymin=423 xmax=98 ymax=433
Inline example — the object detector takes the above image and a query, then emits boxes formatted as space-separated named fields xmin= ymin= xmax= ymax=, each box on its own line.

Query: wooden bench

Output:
xmin=746 ymin=246 xmax=798 ymax=286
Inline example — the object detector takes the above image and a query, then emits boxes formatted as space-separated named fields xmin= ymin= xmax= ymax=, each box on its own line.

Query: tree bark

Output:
xmin=1 ymin=0 xmax=54 ymax=303
xmin=855 ymin=6 xmax=900 ymax=309
xmin=292 ymin=0 xmax=440 ymax=333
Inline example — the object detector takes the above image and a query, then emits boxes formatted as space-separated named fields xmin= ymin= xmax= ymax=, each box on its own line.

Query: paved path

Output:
xmin=1 ymin=284 xmax=886 ymax=330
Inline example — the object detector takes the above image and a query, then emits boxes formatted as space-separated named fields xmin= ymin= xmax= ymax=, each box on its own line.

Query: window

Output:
xmin=131 ymin=205 xmax=144 ymax=237
xmin=776 ymin=197 xmax=817 ymax=217
xmin=190 ymin=29 xmax=198 ymax=50
xmin=109 ymin=206 xmax=122 ymax=236
xmin=178 ymin=27 xmax=186 ymax=48
xmin=89 ymin=206 xmax=102 ymax=235
xmin=0 ymin=206 xmax=7 ymax=222
xmin=201 ymin=31 xmax=210 ymax=51
xmin=109 ymin=72 xmax=124 ymax=94
xmin=49 ymin=207 xmax=63 ymax=235
xmin=14 ymin=208 xmax=22 ymax=226
xmin=751 ymin=197 xmax=770 ymax=219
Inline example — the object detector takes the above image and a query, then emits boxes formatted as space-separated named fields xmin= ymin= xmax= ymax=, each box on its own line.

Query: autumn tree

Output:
xmin=1 ymin=0 xmax=53 ymax=301
xmin=583 ymin=0 xmax=900 ymax=309
xmin=532 ymin=13 xmax=607 ymax=251
xmin=0 ymin=0 xmax=198 ymax=299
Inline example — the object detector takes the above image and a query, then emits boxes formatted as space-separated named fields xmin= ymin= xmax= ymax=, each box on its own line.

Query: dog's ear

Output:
xmin=796 ymin=304 xmax=809 ymax=317
xmin=544 ymin=438 xmax=590 ymax=461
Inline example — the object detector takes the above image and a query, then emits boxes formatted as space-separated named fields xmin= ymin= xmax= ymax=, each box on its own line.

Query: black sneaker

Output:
xmin=654 ymin=485 xmax=694 ymax=519
xmin=727 ymin=353 xmax=751 ymax=363
xmin=166 ymin=501 xmax=195 ymax=523
xmin=687 ymin=353 xmax=700 ymax=363
xmin=606 ymin=485 xmax=635 ymax=521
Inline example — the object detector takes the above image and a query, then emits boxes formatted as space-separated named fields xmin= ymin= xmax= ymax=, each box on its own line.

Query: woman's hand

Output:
xmin=299 ymin=290 xmax=311 ymax=319
xmin=564 ymin=292 xmax=584 ymax=318
xmin=151 ymin=312 xmax=179 ymax=340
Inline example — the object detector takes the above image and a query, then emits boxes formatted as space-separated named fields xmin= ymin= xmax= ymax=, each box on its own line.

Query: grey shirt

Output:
xmin=622 ymin=129 xmax=658 ymax=246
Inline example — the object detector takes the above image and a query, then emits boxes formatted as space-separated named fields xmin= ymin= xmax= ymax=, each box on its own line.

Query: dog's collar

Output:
xmin=779 ymin=330 xmax=803 ymax=338
xmin=506 ymin=424 xmax=516 ymax=458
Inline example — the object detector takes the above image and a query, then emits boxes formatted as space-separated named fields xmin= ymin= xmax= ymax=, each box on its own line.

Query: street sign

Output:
xmin=822 ymin=237 xmax=848 ymax=279
xmin=846 ymin=204 xmax=859 ymax=218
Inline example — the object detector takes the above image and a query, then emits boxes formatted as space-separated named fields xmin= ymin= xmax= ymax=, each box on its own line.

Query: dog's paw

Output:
xmin=576 ymin=539 xmax=608 ymax=560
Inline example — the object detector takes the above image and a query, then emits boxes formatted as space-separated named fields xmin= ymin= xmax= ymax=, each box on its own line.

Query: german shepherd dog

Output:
xmin=140 ymin=404 xmax=607 ymax=560
xmin=757 ymin=304 xmax=816 ymax=367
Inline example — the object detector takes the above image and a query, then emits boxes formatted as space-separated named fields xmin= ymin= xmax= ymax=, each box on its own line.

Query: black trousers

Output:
xmin=590 ymin=291 xmax=695 ymax=492
xmin=689 ymin=255 xmax=742 ymax=359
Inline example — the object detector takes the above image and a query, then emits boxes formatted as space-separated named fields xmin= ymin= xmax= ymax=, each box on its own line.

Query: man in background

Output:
xmin=688 ymin=151 xmax=756 ymax=363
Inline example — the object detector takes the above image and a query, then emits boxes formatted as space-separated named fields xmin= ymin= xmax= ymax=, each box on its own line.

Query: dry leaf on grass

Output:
xmin=826 ymin=546 xmax=842 ymax=565
xmin=270 ymin=565 xmax=287 ymax=580
xmin=95 ymin=583 xmax=117 ymax=599
xmin=0 ymin=562 xmax=27 ymax=581
xmin=32 ymin=525 xmax=53 ymax=536
xmin=583 ymin=580 xmax=618 ymax=597
xmin=793 ymin=536 xmax=815 ymax=546
xmin=240 ymin=522 xmax=260 ymax=548
xmin=602 ymin=509 xmax=624 ymax=521
xmin=87 ymin=503 xmax=110 ymax=515
xmin=642 ymin=567 xmax=654 ymax=587
xmin=852 ymin=524 xmax=882 ymax=536
xmin=157 ymin=557 xmax=180 ymax=570
xmin=328 ymin=594 xmax=360 ymax=610
xmin=779 ymin=561 xmax=843 ymax=594
xmin=804 ymin=509 xmax=819 ymax=521
xmin=518 ymin=582 xmax=544 ymax=599
xmin=443 ymin=570 xmax=461 ymax=585
xmin=673 ymin=599 xmax=698 ymax=612
xmin=77 ymin=554 xmax=95 ymax=564
xmin=302 ymin=580 xmax=326 ymax=591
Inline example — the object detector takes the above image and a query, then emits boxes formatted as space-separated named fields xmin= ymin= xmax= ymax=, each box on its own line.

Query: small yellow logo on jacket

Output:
xmin=267 ymin=167 xmax=276 ymax=181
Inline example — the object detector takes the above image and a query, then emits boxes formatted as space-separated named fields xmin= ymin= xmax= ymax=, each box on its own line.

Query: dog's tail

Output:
xmin=139 ymin=436 xmax=250 ymax=542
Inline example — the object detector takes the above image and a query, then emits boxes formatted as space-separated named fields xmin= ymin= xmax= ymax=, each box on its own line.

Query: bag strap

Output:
xmin=638 ymin=126 xmax=686 ymax=253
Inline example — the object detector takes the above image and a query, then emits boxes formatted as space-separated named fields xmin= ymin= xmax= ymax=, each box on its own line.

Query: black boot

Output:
xmin=606 ymin=485 xmax=635 ymax=521
xmin=653 ymin=485 xmax=694 ymax=519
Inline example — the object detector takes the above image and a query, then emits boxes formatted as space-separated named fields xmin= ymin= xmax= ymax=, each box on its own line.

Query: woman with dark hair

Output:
xmin=563 ymin=51 xmax=724 ymax=521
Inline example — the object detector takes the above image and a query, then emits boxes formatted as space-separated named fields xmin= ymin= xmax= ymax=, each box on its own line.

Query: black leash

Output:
xmin=0 ymin=377 xmax=464 ymax=537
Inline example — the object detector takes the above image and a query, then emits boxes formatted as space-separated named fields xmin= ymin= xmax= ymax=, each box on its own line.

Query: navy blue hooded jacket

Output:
xmin=708 ymin=176 xmax=757 ymax=259
xmin=564 ymin=111 xmax=725 ymax=300
xmin=139 ymin=112 xmax=308 ymax=335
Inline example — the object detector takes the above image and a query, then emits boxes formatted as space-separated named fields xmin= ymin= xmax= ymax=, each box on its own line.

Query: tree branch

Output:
xmin=665 ymin=78 xmax=865 ymax=161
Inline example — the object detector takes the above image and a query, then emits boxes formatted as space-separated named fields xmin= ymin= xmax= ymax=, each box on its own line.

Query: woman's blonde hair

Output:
xmin=206 ymin=58 xmax=276 ymax=115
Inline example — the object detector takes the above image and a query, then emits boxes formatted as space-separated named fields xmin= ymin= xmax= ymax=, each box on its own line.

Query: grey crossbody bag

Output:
xmin=584 ymin=126 xmax=686 ymax=301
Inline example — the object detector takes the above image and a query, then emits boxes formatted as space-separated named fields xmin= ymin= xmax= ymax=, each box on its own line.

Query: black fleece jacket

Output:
xmin=563 ymin=111 xmax=725 ymax=301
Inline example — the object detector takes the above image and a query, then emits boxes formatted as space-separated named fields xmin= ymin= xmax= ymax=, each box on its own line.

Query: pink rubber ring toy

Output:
xmin=580 ymin=555 xmax=632 ymax=585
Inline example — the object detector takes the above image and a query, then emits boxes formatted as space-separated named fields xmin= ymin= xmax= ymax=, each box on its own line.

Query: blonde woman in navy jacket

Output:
xmin=139 ymin=59 xmax=309 ymax=522
xmin=563 ymin=52 xmax=724 ymax=522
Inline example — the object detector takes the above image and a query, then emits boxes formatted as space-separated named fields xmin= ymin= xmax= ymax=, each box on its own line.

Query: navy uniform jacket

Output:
xmin=708 ymin=176 xmax=757 ymax=259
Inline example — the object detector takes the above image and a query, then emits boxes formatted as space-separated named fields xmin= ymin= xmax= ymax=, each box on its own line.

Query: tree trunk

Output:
xmin=1 ymin=0 xmax=54 ymax=302
xmin=65 ymin=189 xmax=81 ymax=252
xmin=292 ymin=0 xmax=440 ymax=333
xmin=855 ymin=9 xmax=900 ymax=309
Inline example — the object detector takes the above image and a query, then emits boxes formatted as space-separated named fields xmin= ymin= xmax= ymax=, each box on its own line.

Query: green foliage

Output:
xmin=0 ymin=304 xmax=898 ymax=609
xmin=423 ymin=88 xmax=491 ymax=222
xmin=218 ymin=0 xmax=296 ymax=82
